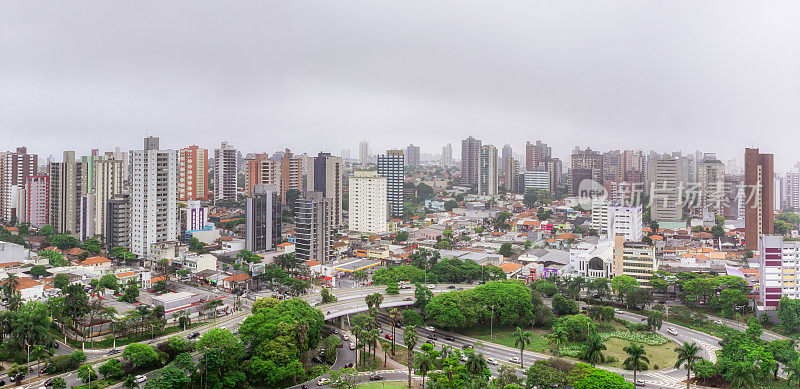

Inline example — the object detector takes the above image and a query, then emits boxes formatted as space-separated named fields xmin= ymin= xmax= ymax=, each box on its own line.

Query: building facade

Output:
xmin=130 ymin=137 xmax=179 ymax=258
xmin=759 ymin=235 xmax=800 ymax=309
xmin=245 ymin=184 xmax=282 ymax=253
xmin=744 ymin=148 xmax=774 ymax=250
xmin=461 ymin=136 xmax=481 ymax=186
xmin=405 ymin=144 xmax=420 ymax=168
xmin=106 ymin=194 xmax=131 ymax=251
xmin=0 ymin=147 xmax=38 ymax=223
xmin=613 ymin=235 xmax=657 ymax=286
xmin=295 ymin=191 xmax=334 ymax=263
xmin=25 ymin=175 xmax=49 ymax=228
xmin=479 ymin=145 xmax=498 ymax=196
xmin=49 ymin=151 xmax=85 ymax=235
xmin=214 ymin=142 xmax=237 ymax=202
xmin=348 ymin=170 xmax=388 ymax=234
xmin=307 ymin=152 xmax=343 ymax=226
xmin=178 ymin=145 xmax=208 ymax=201
xmin=377 ymin=150 xmax=404 ymax=218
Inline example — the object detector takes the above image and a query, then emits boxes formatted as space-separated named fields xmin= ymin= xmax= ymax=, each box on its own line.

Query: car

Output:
xmin=108 ymin=349 xmax=120 ymax=355
xmin=134 ymin=375 xmax=147 ymax=384
xmin=713 ymin=319 xmax=724 ymax=325
xmin=460 ymin=355 xmax=468 ymax=362
xmin=636 ymin=379 xmax=646 ymax=386
xmin=667 ymin=328 xmax=678 ymax=336
xmin=447 ymin=285 xmax=456 ymax=289
xmin=487 ymin=358 xmax=498 ymax=365
xmin=349 ymin=343 xmax=356 ymax=350
xmin=614 ymin=308 xmax=622 ymax=313
xmin=344 ymin=363 xmax=354 ymax=368
xmin=187 ymin=332 xmax=200 ymax=339
xmin=385 ymin=334 xmax=394 ymax=340
xmin=444 ymin=336 xmax=455 ymax=341
xmin=403 ymin=297 xmax=413 ymax=301
xmin=317 ymin=378 xmax=331 ymax=386
xmin=40 ymin=364 xmax=50 ymax=374
xmin=462 ymin=344 xmax=473 ymax=350
xmin=427 ymin=284 xmax=435 ymax=289
xmin=510 ymin=357 xmax=521 ymax=363
xmin=52 ymin=341 xmax=59 ymax=349
xmin=336 ymin=342 xmax=343 ymax=348
xmin=43 ymin=378 xmax=54 ymax=387
xmin=427 ymin=334 xmax=437 ymax=340
xmin=319 ymin=348 xmax=326 ymax=355
xmin=424 ymin=326 xmax=435 ymax=332
xmin=332 ymin=329 xmax=339 ymax=335
xmin=312 ymin=356 xmax=323 ymax=363
xmin=369 ymin=374 xmax=384 ymax=381
xmin=640 ymin=317 xmax=647 ymax=322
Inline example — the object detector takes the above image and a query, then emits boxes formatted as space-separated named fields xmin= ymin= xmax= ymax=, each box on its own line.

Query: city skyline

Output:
xmin=2 ymin=2 xmax=799 ymax=170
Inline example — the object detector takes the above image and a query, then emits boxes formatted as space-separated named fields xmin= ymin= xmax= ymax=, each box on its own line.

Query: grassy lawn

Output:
xmin=459 ymin=325 xmax=554 ymax=353
xmin=356 ymin=382 xmax=407 ymax=389
xmin=601 ymin=337 xmax=677 ymax=370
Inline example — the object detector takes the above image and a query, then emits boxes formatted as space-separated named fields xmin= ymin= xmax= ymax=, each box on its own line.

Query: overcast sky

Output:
xmin=1 ymin=1 xmax=799 ymax=170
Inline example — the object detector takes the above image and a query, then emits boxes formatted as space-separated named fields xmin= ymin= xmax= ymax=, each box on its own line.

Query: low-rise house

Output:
xmin=80 ymin=256 xmax=112 ymax=269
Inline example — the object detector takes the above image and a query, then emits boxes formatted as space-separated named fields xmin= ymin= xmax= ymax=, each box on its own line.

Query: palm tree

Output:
xmin=623 ymin=343 xmax=649 ymax=383
xmin=674 ymin=342 xmax=702 ymax=389
xmin=404 ymin=326 xmax=418 ymax=389
xmin=465 ymin=352 xmax=488 ymax=377
xmin=727 ymin=362 xmax=757 ymax=389
xmin=7 ymin=293 xmax=22 ymax=311
xmin=3 ymin=273 xmax=20 ymax=297
xmin=389 ymin=308 xmax=401 ymax=356
xmin=512 ymin=327 xmax=532 ymax=368
xmin=785 ymin=355 xmax=800 ymax=389
xmin=414 ymin=353 xmax=435 ymax=389
xmin=353 ymin=323 xmax=362 ymax=367
xmin=548 ymin=327 xmax=568 ymax=358
xmin=581 ymin=335 xmax=606 ymax=366
xmin=439 ymin=345 xmax=453 ymax=362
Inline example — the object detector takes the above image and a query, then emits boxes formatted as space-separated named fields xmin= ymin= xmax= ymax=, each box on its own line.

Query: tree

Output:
xmin=548 ymin=327 xmax=569 ymax=358
xmin=30 ymin=265 xmax=48 ymax=278
xmin=512 ymin=327 xmax=532 ymax=368
xmin=236 ymin=249 xmax=261 ymax=264
xmin=98 ymin=358 xmax=124 ymax=379
xmin=674 ymin=342 xmax=702 ymax=389
xmin=122 ymin=343 xmax=160 ymax=369
xmin=78 ymin=364 xmax=98 ymax=382
xmin=329 ymin=367 xmax=360 ymax=389
xmin=778 ymin=297 xmax=800 ymax=333
xmin=727 ymin=361 xmax=758 ymax=389
xmin=40 ymin=224 xmax=55 ymax=236
xmin=646 ymin=311 xmax=663 ymax=331
xmin=525 ymin=360 xmax=566 ymax=389
xmin=320 ymin=288 xmax=338 ymax=303
xmin=626 ymin=287 xmax=652 ymax=310
xmin=153 ymin=280 xmax=168 ymax=294
xmin=404 ymin=326 xmax=419 ymax=388
xmin=53 ymin=273 xmax=71 ymax=289
xmin=395 ymin=231 xmax=409 ymax=242
xmin=402 ymin=309 xmax=423 ymax=327
xmin=465 ymin=352 xmax=488 ymax=378
xmin=572 ymin=368 xmax=633 ymax=389
xmin=415 ymin=352 xmax=435 ymax=389
xmin=581 ymin=335 xmax=606 ymax=366
xmin=623 ymin=343 xmax=649 ymax=383
xmin=50 ymin=377 xmax=67 ymax=389
xmin=499 ymin=243 xmax=513 ymax=258
xmin=610 ymin=275 xmax=639 ymax=305
xmin=251 ymin=297 xmax=280 ymax=312
xmin=385 ymin=280 xmax=400 ymax=295
xmin=196 ymin=328 xmax=247 ymax=389
xmin=414 ymin=283 xmax=434 ymax=311
xmin=552 ymin=293 xmax=579 ymax=315
xmin=785 ymin=355 xmax=800 ymax=389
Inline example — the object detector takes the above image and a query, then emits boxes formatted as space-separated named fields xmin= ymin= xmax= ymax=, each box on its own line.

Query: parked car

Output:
xmin=369 ymin=374 xmax=384 ymax=381
xmin=52 ymin=341 xmax=59 ymax=349
xmin=43 ymin=379 xmax=54 ymax=387
xmin=447 ymin=285 xmax=456 ymax=289
xmin=427 ymin=284 xmax=435 ymax=289
xmin=460 ymin=355 xmax=468 ymax=362
xmin=319 ymin=349 xmax=326 ymax=356
xmin=614 ymin=308 xmax=622 ymax=314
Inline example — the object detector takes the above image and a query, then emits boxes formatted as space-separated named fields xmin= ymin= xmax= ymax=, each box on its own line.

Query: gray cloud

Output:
xmin=1 ymin=1 xmax=799 ymax=169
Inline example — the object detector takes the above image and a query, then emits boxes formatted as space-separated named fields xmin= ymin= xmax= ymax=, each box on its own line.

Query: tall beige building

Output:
xmin=479 ymin=145 xmax=498 ymax=196
xmin=698 ymin=154 xmax=725 ymax=216
xmin=49 ymin=151 xmax=86 ymax=235
xmin=349 ymin=170 xmax=388 ymax=234
xmin=280 ymin=149 xmax=302 ymax=204
xmin=178 ymin=146 xmax=208 ymax=201
xmin=651 ymin=156 xmax=683 ymax=222
xmin=92 ymin=158 xmax=124 ymax=237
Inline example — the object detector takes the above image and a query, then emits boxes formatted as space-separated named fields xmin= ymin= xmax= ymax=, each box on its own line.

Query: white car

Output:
xmin=667 ymin=328 xmax=678 ymax=335
xmin=510 ymin=357 xmax=521 ymax=364
xmin=349 ymin=343 xmax=356 ymax=350
xmin=134 ymin=375 xmax=148 ymax=384
xmin=342 ymin=334 xmax=350 ymax=341
xmin=424 ymin=326 xmax=436 ymax=332
xmin=636 ymin=379 xmax=646 ymax=386
xmin=317 ymin=378 xmax=331 ymax=386
xmin=713 ymin=319 xmax=723 ymax=325
xmin=460 ymin=355 xmax=468 ymax=362
xmin=427 ymin=284 xmax=435 ymax=289
xmin=614 ymin=308 xmax=622 ymax=314
xmin=487 ymin=358 xmax=499 ymax=365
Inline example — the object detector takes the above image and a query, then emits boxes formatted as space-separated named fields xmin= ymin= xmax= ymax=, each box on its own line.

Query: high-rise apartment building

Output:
xmin=214 ymin=142 xmax=237 ymax=202
xmin=546 ymin=158 xmax=563 ymax=193
xmin=92 ymin=158 xmax=124 ymax=237
xmin=501 ymin=145 xmax=512 ymax=171
xmin=25 ymin=175 xmax=49 ymax=228
xmin=787 ymin=171 xmax=800 ymax=211
xmin=526 ymin=140 xmax=551 ymax=171
xmin=307 ymin=152 xmax=343 ymax=226
xmin=0 ymin=147 xmax=38 ymax=222
xmin=178 ymin=145 xmax=208 ymax=200
xmin=759 ymin=235 xmax=800 ymax=309
xmin=441 ymin=143 xmax=453 ymax=168
xmin=106 ymin=194 xmax=130 ymax=251
xmin=295 ymin=191 xmax=334 ymax=263
xmin=571 ymin=147 xmax=604 ymax=186
xmin=591 ymin=199 xmax=643 ymax=241
xmin=349 ymin=170 xmax=388 ymax=234
xmin=377 ymin=150 xmax=404 ymax=218
xmin=461 ymin=137 xmax=481 ymax=186
xmin=245 ymin=184 xmax=282 ymax=253
xmin=651 ymin=156 xmax=683 ymax=222
xmin=244 ymin=153 xmax=280 ymax=196
xmin=744 ymin=148 xmax=774 ymax=251
xmin=502 ymin=155 xmax=519 ymax=193
xmin=49 ymin=151 xmax=85 ymax=235
xmin=130 ymin=137 xmax=178 ymax=258
xmin=698 ymin=154 xmax=725 ymax=216
xmin=405 ymin=144 xmax=420 ymax=168
xmin=479 ymin=145 xmax=498 ymax=196
xmin=279 ymin=149 xmax=302 ymax=204
xmin=359 ymin=141 xmax=370 ymax=165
